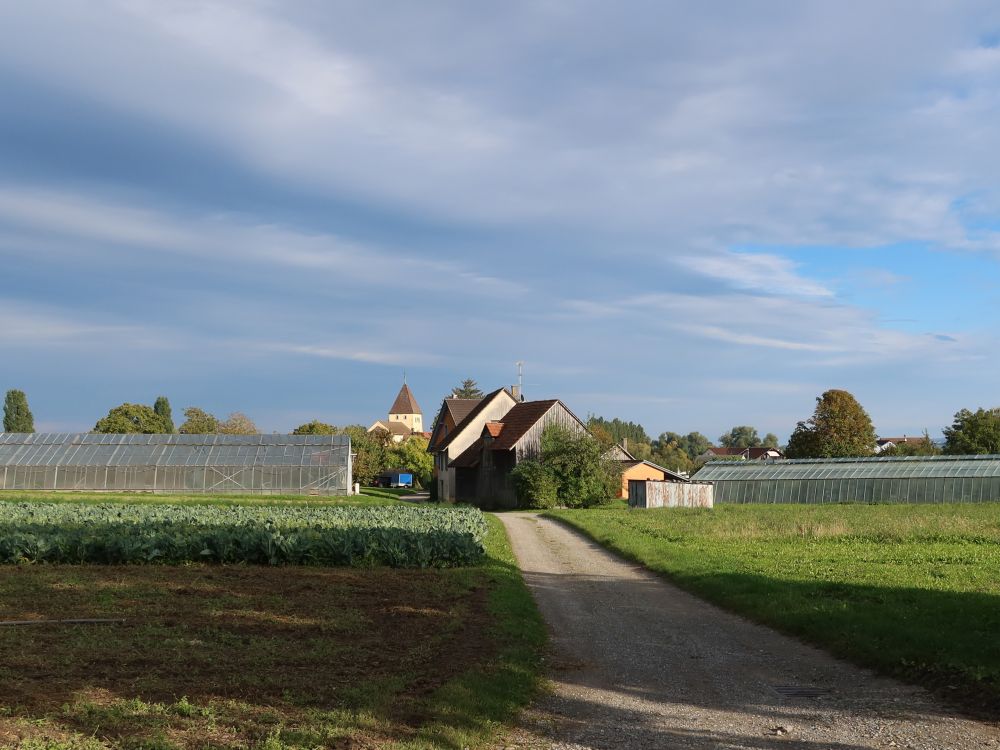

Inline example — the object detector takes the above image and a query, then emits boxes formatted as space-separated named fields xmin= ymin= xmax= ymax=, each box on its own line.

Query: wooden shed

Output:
xmin=628 ymin=479 xmax=714 ymax=509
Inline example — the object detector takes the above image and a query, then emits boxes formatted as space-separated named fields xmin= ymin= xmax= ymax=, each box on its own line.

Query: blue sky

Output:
xmin=2 ymin=1 xmax=999 ymax=441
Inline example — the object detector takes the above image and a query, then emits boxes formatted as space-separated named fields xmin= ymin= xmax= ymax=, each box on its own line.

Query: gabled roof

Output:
xmin=435 ymin=388 xmax=513 ymax=452
xmin=428 ymin=398 xmax=481 ymax=450
xmin=484 ymin=421 xmax=504 ymax=438
xmin=370 ymin=421 xmax=412 ymax=436
xmin=622 ymin=459 xmax=688 ymax=482
xmin=444 ymin=398 xmax=481 ymax=425
xmin=390 ymin=383 xmax=421 ymax=415
xmin=706 ymin=446 xmax=744 ymax=456
xmin=490 ymin=400 xmax=560 ymax=451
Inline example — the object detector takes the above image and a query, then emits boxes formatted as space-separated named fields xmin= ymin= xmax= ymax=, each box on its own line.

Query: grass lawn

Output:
xmin=0 ymin=515 xmax=545 ymax=749
xmin=0 ymin=489 xmax=403 ymax=507
xmin=547 ymin=503 xmax=1000 ymax=717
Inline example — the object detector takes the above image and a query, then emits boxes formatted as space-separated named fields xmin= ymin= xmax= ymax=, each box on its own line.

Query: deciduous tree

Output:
xmin=3 ymin=389 xmax=34 ymax=432
xmin=178 ymin=407 xmax=219 ymax=434
xmin=785 ymin=389 xmax=876 ymax=458
xmin=719 ymin=425 xmax=760 ymax=450
xmin=292 ymin=420 xmax=338 ymax=435
xmin=94 ymin=404 xmax=170 ymax=434
xmin=943 ymin=408 xmax=1000 ymax=455
xmin=218 ymin=412 xmax=258 ymax=435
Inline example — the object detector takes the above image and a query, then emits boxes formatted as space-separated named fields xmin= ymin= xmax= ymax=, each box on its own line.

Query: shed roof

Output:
xmin=622 ymin=460 xmax=688 ymax=482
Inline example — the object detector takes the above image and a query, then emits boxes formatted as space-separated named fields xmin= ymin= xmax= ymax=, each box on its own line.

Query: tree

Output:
xmin=94 ymin=403 xmax=170 ymax=434
xmin=587 ymin=415 xmax=651 ymax=445
xmin=292 ymin=420 xmax=338 ymax=435
xmin=651 ymin=438 xmax=693 ymax=474
xmin=218 ymin=412 xmax=258 ymax=435
xmin=153 ymin=396 xmax=175 ymax=433
xmin=943 ymin=408 xmax=1000 ymax=455
xmin=178 ymin=407 xmax=219 ymax=434
xmin=3 ymin=389 xmax=34 ymax=432
xmin=536 ymin=424 xmax=622 ymax=508
xmin=719 ymin=425 xmax=761 ymax=450
xmin=655 ymin=431 xmax=711 ymax=462
xmin=388 ymin=435 xmax=434 ymax=489
xmin=785 ymin=389 xmax=877 ymax=458
xmin=451 ymin=379 xmax=485 ymax=399
xmin=762 ymin=433 xmax=780 ymax=449
xmin=342 ymin=425 xmax=391 ymax=486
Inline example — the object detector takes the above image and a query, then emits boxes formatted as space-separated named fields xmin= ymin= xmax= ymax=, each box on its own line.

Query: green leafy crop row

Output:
xmin=0 ymin=503 xmax=488 ymax=567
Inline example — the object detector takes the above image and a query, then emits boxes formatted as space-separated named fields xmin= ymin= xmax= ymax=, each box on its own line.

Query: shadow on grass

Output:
xmin=539 ymin=516 xmax=1000 ymax=724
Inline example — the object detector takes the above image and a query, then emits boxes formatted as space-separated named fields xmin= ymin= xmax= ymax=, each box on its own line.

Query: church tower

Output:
xmin=388 ymin=382 xmax=422 ymax=433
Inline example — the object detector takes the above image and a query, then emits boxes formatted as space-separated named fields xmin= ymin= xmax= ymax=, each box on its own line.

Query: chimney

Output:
xmin=511 ymin=384 xmax=522 ymax=401
xmin=623 ymin=437 xmax=629 ymax=452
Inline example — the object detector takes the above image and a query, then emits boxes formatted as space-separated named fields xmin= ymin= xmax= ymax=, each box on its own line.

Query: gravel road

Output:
xmin=496 ymin=512 xmax=999 ymax=750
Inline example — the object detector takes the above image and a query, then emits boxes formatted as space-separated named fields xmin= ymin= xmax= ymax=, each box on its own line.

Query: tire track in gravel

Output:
xmin=496 ymin=512 xmax=1000 ymax=750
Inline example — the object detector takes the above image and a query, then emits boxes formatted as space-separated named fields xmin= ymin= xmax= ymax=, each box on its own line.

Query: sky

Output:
xmin=2 ymin=1 xmax=1000 ymax=441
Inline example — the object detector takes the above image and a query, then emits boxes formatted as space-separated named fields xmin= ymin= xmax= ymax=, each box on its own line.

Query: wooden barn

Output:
xmin=449 ymin=399 xmax=587 ymax=509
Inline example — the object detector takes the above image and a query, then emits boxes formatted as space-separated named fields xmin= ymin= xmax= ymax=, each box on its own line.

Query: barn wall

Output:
xmin=513 ymin=403 xmax=586 ymax=461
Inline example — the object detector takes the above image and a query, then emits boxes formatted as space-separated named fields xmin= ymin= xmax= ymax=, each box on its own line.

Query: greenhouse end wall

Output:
xmin=696 ymin=455 xmax=1000 ymax=505
xmin=0 ymin=433 xmax=353 ymax=495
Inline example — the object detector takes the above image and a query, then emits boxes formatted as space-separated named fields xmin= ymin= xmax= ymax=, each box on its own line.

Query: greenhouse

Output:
xmin=0 ymin=433 xmax=353 ymax=495
xmin=696 ymin=454 xmax=1000 ymax=504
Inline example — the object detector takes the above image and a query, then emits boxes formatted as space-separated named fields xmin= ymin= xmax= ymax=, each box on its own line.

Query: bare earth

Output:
xmin=496 ymin=513 xmax=1000 ymax=750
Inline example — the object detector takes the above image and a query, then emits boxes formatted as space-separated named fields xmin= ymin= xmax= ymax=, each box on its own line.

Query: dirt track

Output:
xmin=497 ymin=513 xmax=1000 ymax=750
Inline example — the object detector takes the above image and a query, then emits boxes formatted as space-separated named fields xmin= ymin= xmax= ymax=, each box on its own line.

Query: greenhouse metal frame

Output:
xmin=696 ymin=454 xmax=1000 ymax=504
xmin=0 ymin=433 xmax=353 ymax=495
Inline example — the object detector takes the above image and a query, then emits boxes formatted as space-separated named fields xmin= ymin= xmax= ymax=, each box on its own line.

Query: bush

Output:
xmin=511 ymin=460 xmax=559 ymax=509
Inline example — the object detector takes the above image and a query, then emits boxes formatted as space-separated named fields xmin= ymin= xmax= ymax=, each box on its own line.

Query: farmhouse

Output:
xmin=428 ymin=388 xmax=519 ymax=502
xmin=696 ymin=454 xmax=1000 ymax=504
xmin=0 ymin=432 xmax=353 ymax=495
xmin=449 ymin=399 xmax=588 ymax=509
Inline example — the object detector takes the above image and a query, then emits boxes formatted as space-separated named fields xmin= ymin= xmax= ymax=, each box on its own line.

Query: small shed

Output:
xmin=629 ymin=479 xmax=714 ymax=509
xmin=618 ymin=460 xmax=687 ymax=498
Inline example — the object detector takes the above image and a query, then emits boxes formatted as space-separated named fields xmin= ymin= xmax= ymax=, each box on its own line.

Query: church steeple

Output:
xmin=388 ymin=381 xmax=422 ymax=433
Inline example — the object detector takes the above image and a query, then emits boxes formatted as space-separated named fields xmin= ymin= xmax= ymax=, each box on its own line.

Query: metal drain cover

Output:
xmin=773 ymin=685 xmax=832 ymax=699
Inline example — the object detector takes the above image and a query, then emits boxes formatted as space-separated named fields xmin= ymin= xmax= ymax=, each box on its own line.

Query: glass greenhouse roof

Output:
xmin=695 ymin=455 xmax=1000 ymax=481
xmin=0 ymin=433 xmax=351 ymax=468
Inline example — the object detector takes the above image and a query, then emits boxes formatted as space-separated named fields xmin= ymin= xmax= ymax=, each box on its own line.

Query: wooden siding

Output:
xmin=512 ymin=402 xmax=586 ymax=461
xmin=629 ymin=480 xmax=714 ymax=509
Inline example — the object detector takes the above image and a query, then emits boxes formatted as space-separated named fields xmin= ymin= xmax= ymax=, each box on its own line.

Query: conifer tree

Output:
xmin=3 ymin=389 xmax=34 ymax=433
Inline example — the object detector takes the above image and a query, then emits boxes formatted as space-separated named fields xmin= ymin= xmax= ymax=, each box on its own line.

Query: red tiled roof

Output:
xmin=484 ymin=421 xmax=504 ymax=438
xmin=390 ymin=383 xmax=421 ymax=415
xmin=490 ymin=400 xmax=559 ymax=451
xmin=707 ymin=446 xmax=744 ymax=456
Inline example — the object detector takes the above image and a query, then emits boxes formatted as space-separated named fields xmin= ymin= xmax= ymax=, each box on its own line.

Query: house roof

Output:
xmin=370 ymin=421 xmax=412 ymax=436
xmin=746 ymin=446 xmax=783 ymax=459
xmin=449 ymin=438 xmax=484 ymax=468
xmin=489 ymin=400 xmax=559 ymax=451
xmin=706 ymin=446 xmax=744 ymax=456
xmin=427 ymin=398 xmax=481 ymax=450
xmin=484 ymin=421 xmax=504 ymax=438
xmin=622 ymin=460 xmax=688 ymax=482
xmin=434 ymin=388 xmax=512 ymax=452
xmin=444 ymin=398 xmax=481 ymax=424
xmin=389 ymin=383 xmax=421 ymax=415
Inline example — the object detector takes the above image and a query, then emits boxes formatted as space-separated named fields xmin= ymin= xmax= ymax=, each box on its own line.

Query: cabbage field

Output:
xmin=0 ymin=503 xmax=488 ymax=567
